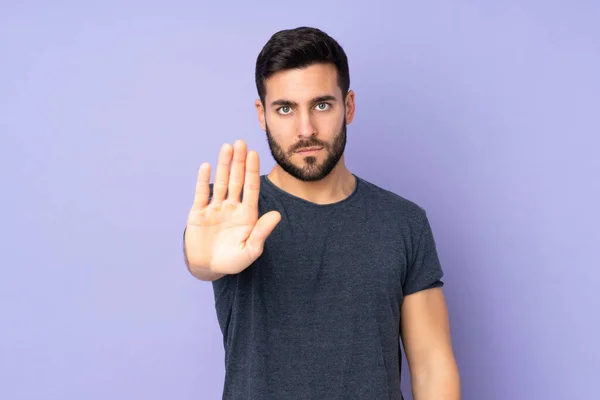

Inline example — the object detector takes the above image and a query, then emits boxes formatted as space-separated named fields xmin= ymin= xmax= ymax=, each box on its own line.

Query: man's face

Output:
xmin=256 ymin=63 xmax=354 ymax=182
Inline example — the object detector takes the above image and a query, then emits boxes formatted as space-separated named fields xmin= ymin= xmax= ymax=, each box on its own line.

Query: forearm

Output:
xmin=411 ymin=359 xmax=460 ymax=400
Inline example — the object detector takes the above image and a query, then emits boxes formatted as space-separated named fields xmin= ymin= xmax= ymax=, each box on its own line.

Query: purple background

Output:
xmin=2 ymin=1 xmax=599 ymax=399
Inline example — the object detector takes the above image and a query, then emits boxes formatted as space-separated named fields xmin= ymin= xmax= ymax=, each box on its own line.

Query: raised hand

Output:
xmin=184 ymin=140 xmax=281 ymax=278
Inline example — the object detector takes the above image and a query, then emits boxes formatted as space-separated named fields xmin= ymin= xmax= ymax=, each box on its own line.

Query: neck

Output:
xmin=267 ymin=156 xmax=356 ymax=205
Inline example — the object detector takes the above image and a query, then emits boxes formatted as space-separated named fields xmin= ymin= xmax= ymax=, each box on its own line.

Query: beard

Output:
xmin=265 ymin=118 xmax=347 ymax=182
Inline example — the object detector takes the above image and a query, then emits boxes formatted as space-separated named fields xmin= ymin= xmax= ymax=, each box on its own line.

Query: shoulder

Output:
xmin=357 ymin=176 xmax=427 ymax=222
xmin=355 ymin=176 xmax=434 ymax=241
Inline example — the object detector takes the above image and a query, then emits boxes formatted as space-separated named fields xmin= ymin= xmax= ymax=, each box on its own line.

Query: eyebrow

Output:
xmin=270 ymin=95 xmax=337 ymax=108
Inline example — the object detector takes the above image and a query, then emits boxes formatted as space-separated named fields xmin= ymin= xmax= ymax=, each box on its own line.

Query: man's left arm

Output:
xmin=401 ymin=287 xmax=461 ymax=400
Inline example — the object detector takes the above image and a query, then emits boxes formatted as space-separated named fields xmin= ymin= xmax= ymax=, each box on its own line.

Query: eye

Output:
xmin=315 ymin=103 xmax=330 ymax=111
xmin=277 ymin=106 xmax=292 ymax=115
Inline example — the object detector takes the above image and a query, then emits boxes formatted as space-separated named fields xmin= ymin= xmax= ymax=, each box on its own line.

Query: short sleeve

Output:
xmin=402 ymin=210 xmax=444 ymax=296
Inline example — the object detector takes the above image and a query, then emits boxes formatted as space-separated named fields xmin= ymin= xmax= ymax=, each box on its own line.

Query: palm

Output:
xmin=185 ymin=141 xmax=281 ymax=275
xmin=186 ymin=200 xmax=258 ymax=274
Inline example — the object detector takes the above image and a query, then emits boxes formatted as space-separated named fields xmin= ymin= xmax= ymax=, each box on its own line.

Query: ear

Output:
xmin=344 ymin=89 xmax=355 ymax=124
xmin=255 ymin=99 xmax=266 ymax=131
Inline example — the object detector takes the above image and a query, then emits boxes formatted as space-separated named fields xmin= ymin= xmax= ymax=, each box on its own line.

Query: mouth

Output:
xmin=295 ymin=146 xmax=323 ymax=154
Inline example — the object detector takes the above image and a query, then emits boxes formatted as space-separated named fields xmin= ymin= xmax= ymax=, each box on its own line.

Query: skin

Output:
xmin=255 ymin=63 xmax=357 ymax=205
xmin=185 ymin=62 xmax=460 ymax=399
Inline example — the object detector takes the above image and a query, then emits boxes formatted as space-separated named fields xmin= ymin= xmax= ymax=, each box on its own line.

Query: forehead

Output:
xmin=264 ymin=63 xmax=341 ymax=102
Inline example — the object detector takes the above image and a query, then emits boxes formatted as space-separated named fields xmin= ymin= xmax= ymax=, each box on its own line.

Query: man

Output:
xmin=183 ymin=26 xmax=460 ymax=399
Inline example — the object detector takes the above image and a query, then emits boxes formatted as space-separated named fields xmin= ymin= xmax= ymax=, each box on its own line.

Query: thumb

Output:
xmin=246 ymin=211 xmax=281 ymax=253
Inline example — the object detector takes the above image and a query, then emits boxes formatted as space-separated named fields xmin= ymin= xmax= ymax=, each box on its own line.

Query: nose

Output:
xmin=297 ymin=110 xmax=316 ymax=138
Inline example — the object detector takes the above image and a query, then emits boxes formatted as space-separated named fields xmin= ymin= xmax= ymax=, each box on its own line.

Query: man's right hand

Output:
xmin=184 ymin=140 xmax=281 ymax=278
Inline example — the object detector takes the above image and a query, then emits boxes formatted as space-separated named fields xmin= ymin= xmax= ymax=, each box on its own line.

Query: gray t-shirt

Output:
xmin=210 ymin=174 xmax=444 ymax=399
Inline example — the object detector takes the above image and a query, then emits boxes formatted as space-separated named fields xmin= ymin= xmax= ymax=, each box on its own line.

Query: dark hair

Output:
xmin=255 ymin=26 xmax=350 ymax=103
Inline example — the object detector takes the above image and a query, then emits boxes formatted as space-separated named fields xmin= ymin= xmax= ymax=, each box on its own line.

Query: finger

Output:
xmin=192 ymin=162 xmax=211 ymax=209
xmin=212 ymin=143 xmax=233 ymax=203
xmin=242 ymin=150 xmax=260 ymax=209
xmin=246 ymin=211 xmax=281 ymax=254
xmin=228 ymin=140 xmax=247 ymax=202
